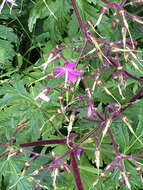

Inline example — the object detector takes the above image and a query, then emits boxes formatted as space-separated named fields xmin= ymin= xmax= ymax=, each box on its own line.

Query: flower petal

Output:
xmin=70 ymin=70 xmax=82 ymax=76
xmin=55 ymin=71 xmax=65 ymax=78
xmin=76 ymin=148 xmax=82 ymax=160
xmin=54 ymin=67 xmax=65 ymax=72
xmin=87 ymin=106 xmax=92 ymax=117
xmin=66 ymin=61 xmax=76 ymax=69
xmin=68 ymin=72 xmax=77 ymax=82
xmin=6 ymin=0 xmax=18 ymax=6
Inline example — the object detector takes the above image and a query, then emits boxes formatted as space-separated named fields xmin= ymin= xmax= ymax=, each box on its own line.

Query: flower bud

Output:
xmin=95 ymin=149 xmax=100 ymax=169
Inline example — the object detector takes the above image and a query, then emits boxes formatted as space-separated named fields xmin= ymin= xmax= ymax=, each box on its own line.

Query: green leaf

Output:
xmin=1 ymin=158 xmax=34 ymax=190
xmin=0 ymin=25 xmax=18 ymax=43
xmin=112 ymin=121 xmax=130 ymax=153
xmin=0 ymin=39 xmax=15 ymax=67
xmin=28 ymin=0 xmax=45 ymax=32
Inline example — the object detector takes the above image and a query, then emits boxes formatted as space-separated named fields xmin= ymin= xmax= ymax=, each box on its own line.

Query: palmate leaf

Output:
xmin=28 ymin=0 xmax=45 ymax=32
xmin=111 ymin=122 xmax=130 ymax=153
xmin=77 ymin=152 xmax=99 ymax=189
xmin=0 ymin=25 xmax=18 ymax=68
xmin=28 ymin=0 xmax=71 ymax=42
xmin=77 ymin=0 xmax=98 ymax=18
xmin=124 ymin=160 xmax=143 ymax=189
xmin=0 ymin=39 xmax=15 ymax=68
xmin=0 ymin=157 xmax=34 ymax=190
xmin=93 ymin=169 xmax=120 ymax=190
xmin=43 ymin=0 xmax=71 ymax=43
xmin=67 ymin=13 xmax=79 ymax=38
xmin=125 ymin=101 xmax=143 ymax=154
xmin=0 ymin=25 xmax=18 ymax=43
xmin=0 ymin=76 xmax=53 ymax=142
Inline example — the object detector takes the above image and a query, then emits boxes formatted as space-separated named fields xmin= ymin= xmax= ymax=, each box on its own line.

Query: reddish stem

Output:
xmin=20 ymin=139 xmax=66 ymax=147
xmin=70 ymin=151 xmax=84 ymax=190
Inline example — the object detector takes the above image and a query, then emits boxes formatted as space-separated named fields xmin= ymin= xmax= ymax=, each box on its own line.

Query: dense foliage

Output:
xmin=0 ymin=0 xmax=143 ymax=189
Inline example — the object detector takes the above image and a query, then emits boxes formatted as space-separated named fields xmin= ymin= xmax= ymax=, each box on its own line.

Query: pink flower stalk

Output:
xmin=54 ymin=61 xmax=82 ymax=83
xmin=0 ymin=0 xmax=18 ymax=13
xmin=76 ymin=148 xmax=82 ymax=160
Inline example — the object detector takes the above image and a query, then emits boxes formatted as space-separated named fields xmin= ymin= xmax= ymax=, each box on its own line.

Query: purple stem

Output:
xmin=33 ymin=185 xmax=40 ymax=190
xmin=120 ymin=0 xmax=127 ymax=7
xmin=70 ymin=0 xmax=86 ymax=37
xmin=108 ymin=129 xmax=120 ymax=156
xmin=125 ymin=1 xmax=143 ymax=7
xmin=0 ymin=142 xmax=7 ymax=146
xmin=106 ymin=2 xmax=122 ymax=11
xmin=129 ymin=86 xmax=143 ymax=103
xmin=120 ymin=85 xmax=143 ymax=112
xmin=25 ymin=154 xmax=39 ymax=167
xmin=41 ymin=125 xmax=101 ymax=171
xmin=93 ymin=109 xmax=104 ymax=121
xmin=70 ymin=151 xmax=84 ymax=190
xmin=75 ymin=116 xmax=101 ymax=123
xmin=76 ymin=38 xmax=87 ymax=66
xmin=9 ymin=128 xmax=19 ymax=146
xmin=121 ymin=153 xmax=143 ymax=159
xmin=123 ymin=70 xmax=143 ymax=83
xmin=17 ymin=149 xmax=52 ymax=158
xmin=94 ymin=122 xmax=106 ymax=147
xmin=20 ymin=139 xmax=66 ymax=147
xmin=100 ymin=0 xmax=110 ymax=4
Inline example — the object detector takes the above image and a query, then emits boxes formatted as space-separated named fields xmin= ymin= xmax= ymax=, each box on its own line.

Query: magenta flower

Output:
xmin=54 ymin=61 xmax=82 ymax=82
xmin=6 ymin=0 xmax=17 ymax=6
xmin=0 ymin=0 xmax=18 ymax=13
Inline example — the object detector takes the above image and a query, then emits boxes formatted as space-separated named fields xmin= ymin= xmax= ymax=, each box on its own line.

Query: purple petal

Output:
xmin=6 ymin=0 xmax=18 ymax=6
xmin=76 ymin=148 xmax=82 ymax=160
xmin=66 ymin=61 xmax=76 ymax=69
xmin=68 ymin=72 xmax=77 ymax=82
xmin=70 ymin=70 xmax=82 ymax=76
xmin=87 ymin=106 xmax=92 ymax=117
xmin=54 ymin=67 xmax=65 ymax=72
xmin=55 ymin=71 xmax=65 ymax=78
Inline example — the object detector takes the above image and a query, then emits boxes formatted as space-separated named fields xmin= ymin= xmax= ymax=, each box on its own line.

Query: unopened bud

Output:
xmin=56 ymin=109 xmax=62 ymax=114
xmin=97 ymin=80 xmax=104 ymax=87
xmin=114 ymin=75 xmax=119 ymax=81
xmin=47 ymin=72 xmax=54 ymax=77
xmin=117 ymin=66 xmax=123 ymax=71
xmin=71 ymin=87 xmax=74 ymax=93
xmin=31 ymin=170 xmax=39 ymax=176
xmin=39 ymin=166 xmax=44 ymax=171
xmin=95 ymin=149 xmax=100 ymax=169
xmin=52 ymin=151 xmax=56 ymax=157
xmin=99 ymin=173 xmax=105 ymax=178
xmin=67 ymin=114 xmax=75 ymax=136
xmin=25 ymin=162 xmax=30 ymax=169
xmin=102 ymin=119 xmax=112 ymax=138
xmin=19 ymin=148 xmax=23 ymax=153
xmin=121 ymin=172 xmax=131 ymax=189
xmin=136 ymin=167 xmax=142 ymax=173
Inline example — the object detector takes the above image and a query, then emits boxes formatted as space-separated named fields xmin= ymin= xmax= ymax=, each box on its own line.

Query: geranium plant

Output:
xmin=0 ymin=0 xmax=143 ymax=190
